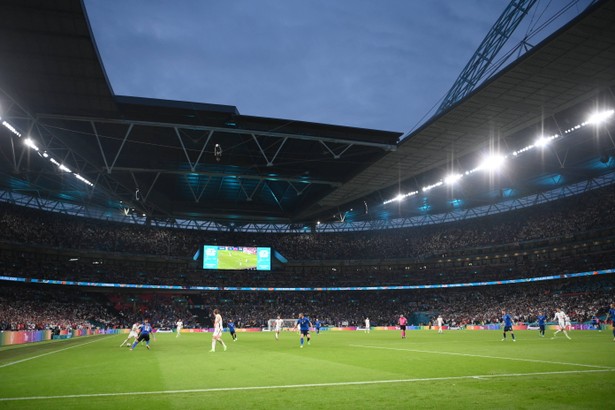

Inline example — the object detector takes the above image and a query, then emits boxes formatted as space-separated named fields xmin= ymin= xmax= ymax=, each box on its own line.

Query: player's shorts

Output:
xmin=213 ymin=328 xmax=222 ymax=338
xmin=558 ymin=322 xmax=565 ymax=329
xmin=137 ymin=333 xmax=150 ymax=342
xmin=400 ymin=325 xmax=406 ymax=331
xmin=503 ymin=325 xmax=513 ymax=332
xmin=539 ymin=325 xmax=545 ymax=331
xmin=300 ymin=329 xmax=309 ymax=336
xmin=128 ymin=331 xmax=138 ymax=338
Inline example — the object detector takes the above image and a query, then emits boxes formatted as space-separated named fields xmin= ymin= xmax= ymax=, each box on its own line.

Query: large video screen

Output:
xmin=202 ymin=245 xmax=271 ymax=271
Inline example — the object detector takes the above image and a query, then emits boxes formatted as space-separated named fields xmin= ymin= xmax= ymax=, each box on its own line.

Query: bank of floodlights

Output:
xmin=383 ymin=108 xmax=614 ymax=206
xmin=586 ymin=109 xmax=614 ymax=125
xmin=2 ymin=118 xmax=95 ymax=187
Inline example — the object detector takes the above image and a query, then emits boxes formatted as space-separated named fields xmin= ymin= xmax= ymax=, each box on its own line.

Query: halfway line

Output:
xmin=0 ymin=369 xmax=612 ymax=402
xmin=349 ymin=344 xmax=615 ymax=369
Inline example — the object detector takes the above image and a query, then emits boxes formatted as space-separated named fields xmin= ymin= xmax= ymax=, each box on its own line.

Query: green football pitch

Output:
xmin=217 ymin=250 xmax=257 ymax=270
xmin=1 ymin=330 xmax=614 ymax=409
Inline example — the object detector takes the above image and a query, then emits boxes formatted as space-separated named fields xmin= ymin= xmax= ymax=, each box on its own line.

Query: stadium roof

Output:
xmin=0 ymin=0 xmax=614 ymax=227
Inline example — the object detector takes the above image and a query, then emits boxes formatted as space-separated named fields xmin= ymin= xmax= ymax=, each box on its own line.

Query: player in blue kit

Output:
xmin=501 ymin=310 xmax=516 ymax=342
xmin=606 ymin=303 xmax=615 ymax=341
xmin=537 ymin=312 xmax=547 ymax=337
xmin=314 ymin=319 xmax=321 ymax=335
xmin=591 ymin=315 xmax=601 ymax=332
xmin=131 ymin=319 xmax=153 ymax=350
xmin=228 ymin=319 xmax=237 ymax=341
xmin=293 ymin=313 xmax=313 ymax=348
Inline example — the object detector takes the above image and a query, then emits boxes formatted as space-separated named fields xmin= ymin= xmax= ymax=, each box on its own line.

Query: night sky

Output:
xmin=84 ymin=0 xmax=589 ymax=133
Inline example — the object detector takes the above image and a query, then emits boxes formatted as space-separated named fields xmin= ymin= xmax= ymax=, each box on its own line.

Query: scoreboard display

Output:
xmin=202 ymin=245 xmax=271 ymax=271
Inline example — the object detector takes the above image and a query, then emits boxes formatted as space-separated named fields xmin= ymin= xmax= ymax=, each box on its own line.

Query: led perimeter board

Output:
xmin=202 ymin=246 xmax=271 ymax=271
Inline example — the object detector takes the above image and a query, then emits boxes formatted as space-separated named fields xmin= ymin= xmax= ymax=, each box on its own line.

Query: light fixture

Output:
xmin=58 ymin=163 xmax=71 ymax=173
xmin=2 ymin=120 xmax=21 ymax=137
xmin=23 ymin=137 xmax=39 ymax=151
xmin=444 ymin=173 xmax=463 ymax=185
xmin=586 ymin=109 xmax=614 ymax=125
xmin=534 ymin=136 xmax=550 ymax=148
xmin=380 ymin=107 xmax=614 ymax=206
xmin=478 ymin=154 xmax=506 ymax=172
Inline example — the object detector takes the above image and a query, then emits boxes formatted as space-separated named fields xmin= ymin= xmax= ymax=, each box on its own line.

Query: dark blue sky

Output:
xmin=84 ymin=1 xmax=589 ymax=133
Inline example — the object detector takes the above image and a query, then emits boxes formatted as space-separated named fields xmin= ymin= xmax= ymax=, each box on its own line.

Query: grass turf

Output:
xmin=217 ymin=250 xmax=258 ymax=270
xmin=1 ymin=329 xmax=614 ymax=409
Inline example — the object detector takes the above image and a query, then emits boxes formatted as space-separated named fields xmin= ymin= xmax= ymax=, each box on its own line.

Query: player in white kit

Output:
xmin=437 ymin=315 xmax=444 ymax=334
xmin=120 ymin=322 xmax=139 ymax=347
xmin=552 ymin=308 xmax=571 ymax=339
xmin=209 ymin=309 xmax=227 ymax=352
xmin=274 ymin=315 xmax=284 ymax=341
xmin=176 ymin=319 xmax=183 ymax=338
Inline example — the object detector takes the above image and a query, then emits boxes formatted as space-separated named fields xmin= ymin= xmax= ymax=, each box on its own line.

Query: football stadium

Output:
xmin=1 ymin=1 xmax=615 ymax=409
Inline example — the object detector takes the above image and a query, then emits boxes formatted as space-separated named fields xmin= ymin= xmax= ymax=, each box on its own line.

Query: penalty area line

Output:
xmin=0 ymin=368 xmax=613 ymax=402
xmin=349 ymin=344 xmax=615 ymax=370
xmin=0 ymin=336 xmax=109 ymax=369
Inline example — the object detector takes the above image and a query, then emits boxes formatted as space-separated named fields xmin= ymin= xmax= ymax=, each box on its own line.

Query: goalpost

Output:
xmin=266 ymin=318 xmax=298 ymax=332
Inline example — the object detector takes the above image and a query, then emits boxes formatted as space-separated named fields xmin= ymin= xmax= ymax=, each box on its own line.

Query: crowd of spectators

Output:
xmin=1 ymin=233 xmax=613 ymax=288
xmin=0 ymin=285 xmax=117 ymax=331
xmin=0 ymin=275 xmax=611 ymax=331
xmin=0 ymin=184 xmax=614 ymax=333
xmin=0 ymin=185 xmax=614 ymax=262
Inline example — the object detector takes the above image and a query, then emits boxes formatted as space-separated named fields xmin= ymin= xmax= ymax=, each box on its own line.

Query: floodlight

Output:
xmin=2 ymin=120 xmax=21 ymax=137
xmin=534 ymin=136 xmax=549 ymax=148
xmin=444 ymin=173 xmax=462 ymax=185
xmin=383 ymin=194 xmax=402 ymax=205
xmin=23 ymin=138 xmax=39 ymax=151
xmin=74 ymin=173 xmax=94 ymax=186
xmin=58 ymin=163 xmax=71 ymax=173
xmin=586 ymin=109 xmax=614 ymax=125
xmin=422 ymin=181 xmax=443 ymax=192
xmin=478 ymin=154 xmax=506 ymax=172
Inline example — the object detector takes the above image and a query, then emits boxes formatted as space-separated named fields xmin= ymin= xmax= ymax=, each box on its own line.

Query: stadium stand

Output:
xmin=1 ymin=184 xmax=613 ymax=330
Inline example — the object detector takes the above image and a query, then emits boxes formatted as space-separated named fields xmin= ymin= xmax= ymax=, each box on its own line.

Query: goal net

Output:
xmin=266 ymin=318 xmax=297 ymax=332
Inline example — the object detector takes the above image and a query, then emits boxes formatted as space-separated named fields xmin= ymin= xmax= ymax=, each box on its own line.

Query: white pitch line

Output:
xmin=0 ymin=336 xmax=109 ymax=369
xmin=349 ymin=344 xmax=615 ymax=369
xmin=0 ymin=368 xmax=612 ymax=402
